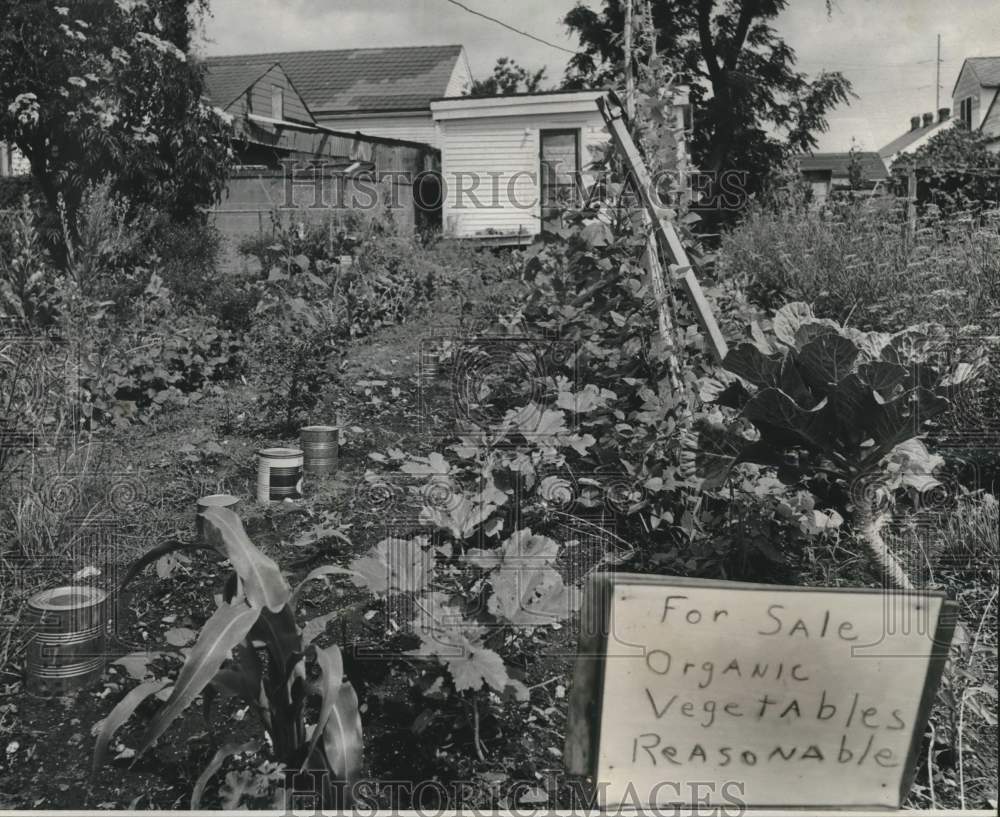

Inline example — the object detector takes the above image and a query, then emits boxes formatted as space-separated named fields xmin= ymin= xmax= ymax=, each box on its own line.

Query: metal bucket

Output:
xmin=25 ymin=585 xmax=108 ymax=697
xmin=300 ymin=425 xmax=339 ymax=476
xmin=257 ymin=448 xmax=304 ymax=503
xmin=196 ymin=494 xmax=241 ymax=541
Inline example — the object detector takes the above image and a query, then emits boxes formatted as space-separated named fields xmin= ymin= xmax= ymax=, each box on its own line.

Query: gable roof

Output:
xmin=798 ymin=152 xmax=889 ymax=180
xmin=879 ymin=118 xmax=952 ymax=159
xmin=951 ymin=56 xmax=1000 ymax=97
xmin=981 ymin=88 xmax=1000 ymax=134
xmin=203 ymin=59 xmax=282 ymax=110
xmin=205 ymin=45 xmax=465 ymax=115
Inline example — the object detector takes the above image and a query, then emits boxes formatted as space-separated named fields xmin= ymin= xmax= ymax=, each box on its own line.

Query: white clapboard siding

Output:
xmin=437 ymin=107 xmax=608 ymax=239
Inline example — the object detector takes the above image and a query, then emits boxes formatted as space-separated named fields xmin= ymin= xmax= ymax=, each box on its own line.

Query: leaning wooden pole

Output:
xmin=597 ymin=92 xmax=728 ymax=364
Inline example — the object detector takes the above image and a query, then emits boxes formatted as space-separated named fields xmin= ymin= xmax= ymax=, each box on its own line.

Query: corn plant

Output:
xmin=91 ymin=507 xmax=363 ymax=809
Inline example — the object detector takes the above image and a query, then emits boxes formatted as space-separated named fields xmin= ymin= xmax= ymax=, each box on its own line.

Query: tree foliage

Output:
xmin=0 ymin=0 xmax=233 ymax=223
xmin=467 ymin=57 xmax=547 ymax=96
xmin=562 ymin=0 xmax=853 ymax=208
xmin=890 ymin=125 xmax=1000 ymax=214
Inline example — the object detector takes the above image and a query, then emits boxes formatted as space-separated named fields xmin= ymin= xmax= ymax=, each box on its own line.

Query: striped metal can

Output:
xmin=25 ymin=585 xmax=108 ymax=697
xmin=300 ymin=425 xmax=339 ymax=476
xmin=257 ymin=447 xmax=304 ymax=503
xmin=196 ymin=494 xmax=241 ymax=541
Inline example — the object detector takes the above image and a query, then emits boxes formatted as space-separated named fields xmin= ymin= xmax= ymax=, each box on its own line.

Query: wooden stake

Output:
xmin=907 ymin=170 xmax=917 ymax=242
xmin=597 ymin=93 xmax=729 ymax=363
xmin=624 ymin=0 xmax=635 ymax=120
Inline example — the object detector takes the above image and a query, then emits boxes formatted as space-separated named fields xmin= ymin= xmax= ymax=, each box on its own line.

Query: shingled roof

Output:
xmin=798 ymin=152 xmax=889 ymax=180
xmin=879 ymin=119 xmax=952 ymax=160
xmin=203 ymin=59 xmax=282 ymax=110
xmin=205 ymin=45 xmax=465 ymax=115
xmin=951 ymin=56 xmax=1000 ymax=96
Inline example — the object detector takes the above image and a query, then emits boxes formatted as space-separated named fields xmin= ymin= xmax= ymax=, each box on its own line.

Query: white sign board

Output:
xmin=565 ymin=574 xmax=954 ymax=809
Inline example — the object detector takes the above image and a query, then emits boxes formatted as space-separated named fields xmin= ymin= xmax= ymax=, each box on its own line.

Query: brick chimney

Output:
xmin=922 ymin=112 xmax=934 ymax=127
xmin=910 ymin=115 xmax=921 ymax=131
xmin=938 ymin=107 xmax=950 ymax=122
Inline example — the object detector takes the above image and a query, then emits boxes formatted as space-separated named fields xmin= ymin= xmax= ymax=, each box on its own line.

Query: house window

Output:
xmin=539 ymin=129 xmax=581 ymax=231
xmin=959 ymin=96 xmax=974 ymax=129
xmin=271 ymin=85 xmax=284 ymax=121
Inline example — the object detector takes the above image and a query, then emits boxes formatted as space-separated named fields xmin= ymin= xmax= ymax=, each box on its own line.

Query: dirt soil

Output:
xmin=0 ymin=299 xmax=996 ymax=811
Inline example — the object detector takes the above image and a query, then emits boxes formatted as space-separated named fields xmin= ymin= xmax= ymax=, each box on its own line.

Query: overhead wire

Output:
xmin=438 ymin=0 xmax=577 ymax=55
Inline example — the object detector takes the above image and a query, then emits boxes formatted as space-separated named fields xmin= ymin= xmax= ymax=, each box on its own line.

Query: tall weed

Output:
xmin=720 ymin=199 xmax=1000 ymax=330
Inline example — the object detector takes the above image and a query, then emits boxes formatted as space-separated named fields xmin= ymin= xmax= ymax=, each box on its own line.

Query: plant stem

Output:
xmin=471 ymin=695 xmax=486 ymax=762
xmin=853 ymin=501 xmax=912 ymax=589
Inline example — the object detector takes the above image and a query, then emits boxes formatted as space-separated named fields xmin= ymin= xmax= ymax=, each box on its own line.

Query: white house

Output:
xmin=0 ymin=143 xmax=30 ymax=177
xmin=952 ymin=56 xmax=1000 ymax=151
xmin=430 ymin=90 xmax=611 ymax=241
xmin=879 ymin=109 xmax=955 ymax=168
xmin=205 ymin=46 xmax=471 ymax=148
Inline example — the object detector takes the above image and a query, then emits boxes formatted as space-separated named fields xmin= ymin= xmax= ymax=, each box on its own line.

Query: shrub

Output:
xmin=890 ymin=126 xmax=1000 ymax=215
xmin=154 ymin=220 xmax=224 ymax=307
xmin=0 ymin=177 xmax=35 ymax=209
xmin=0 ymin=196 xmax=57 ymax=325
xmin=719 ymin=198 xmax=1000 ymax=330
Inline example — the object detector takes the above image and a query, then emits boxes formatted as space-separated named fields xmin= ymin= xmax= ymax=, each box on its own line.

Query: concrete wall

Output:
xmin=210 ymin=169 xmax=422 ymax=272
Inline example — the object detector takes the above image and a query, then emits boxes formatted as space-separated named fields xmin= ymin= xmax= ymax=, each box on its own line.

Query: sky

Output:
xmin=198 ymin=0 xmax=1000 ymax=152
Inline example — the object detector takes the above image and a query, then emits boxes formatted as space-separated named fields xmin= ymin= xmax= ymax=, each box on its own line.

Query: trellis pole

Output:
xmin=596 ymin=91 xmax=729 ymax=365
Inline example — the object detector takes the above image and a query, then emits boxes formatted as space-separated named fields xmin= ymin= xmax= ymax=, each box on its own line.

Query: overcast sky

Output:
xmin=199 ymin=0 xmax=1000 ymax=152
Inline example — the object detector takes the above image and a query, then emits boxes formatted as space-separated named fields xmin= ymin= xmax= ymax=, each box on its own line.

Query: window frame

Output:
xmin=271 ymin=84 xmax=285 ymax=121
xmin=538 ymin=128 xmax=582 ymax=231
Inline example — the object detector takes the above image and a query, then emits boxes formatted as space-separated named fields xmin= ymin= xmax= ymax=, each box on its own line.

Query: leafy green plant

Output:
xmin=682 ymin=302 xmax=984 ymax=587
xmin=92 ymin=507 xmax=363 ymax=809
xmin=891 ymin=126 xmax=1000 ymax=216
xmin=0 ymin=196 xmax=55 ymax=325
xmin=76 ymin=280 xmax=243 ymax=428
xmin=339 ymin=527 xmax=574 ymax=759
xmin=245 ymin=260 xmax=343 ymax=436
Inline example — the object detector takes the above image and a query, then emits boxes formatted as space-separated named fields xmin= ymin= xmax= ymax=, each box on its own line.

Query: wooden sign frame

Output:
xmin=565 ymin=573 xmax=956 ymax=810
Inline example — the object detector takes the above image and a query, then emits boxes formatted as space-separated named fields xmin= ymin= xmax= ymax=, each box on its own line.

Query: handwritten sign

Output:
xmin=565 ymin=575 xmax=954 ymax=809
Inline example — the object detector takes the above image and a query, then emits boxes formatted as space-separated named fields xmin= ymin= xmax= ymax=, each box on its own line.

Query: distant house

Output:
xmin=879 ymin=109 xmax=955 ymax=167
xmin=798 ymin=152 xmax=889 ymax=201
xmin=952 ymin=56 xmax=1000 ymax=149
xmin=202 ymin=58 xmax=443 ymax=245
xmin=205 ymin=46 xmax=471 ymax=147
xmin=203 ymin=59 xmax=439 ymax=172
xmin=0 ymin=143 xmax=29 ymax=178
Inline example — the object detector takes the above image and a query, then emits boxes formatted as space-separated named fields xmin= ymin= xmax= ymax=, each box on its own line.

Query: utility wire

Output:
xmin=440 ymin=0 xmax=578 ymax=55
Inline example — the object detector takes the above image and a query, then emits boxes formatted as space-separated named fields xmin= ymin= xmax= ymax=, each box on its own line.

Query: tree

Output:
xmin=890 ymin=125 xmax=1000 ymax=215
xmin=562 ymin=0 xmax=853 ymax=215
xmin=467 ymin=57 xmax=547 ymax=96
xmin=0 ymin=0 xmax=233 ymax=225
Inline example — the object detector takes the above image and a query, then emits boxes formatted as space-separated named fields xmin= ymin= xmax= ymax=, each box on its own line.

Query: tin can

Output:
xmin=196 ymin=494 xmax=241 ymax=541
xmin=257 ymin=447 xmax=304 ymax=503
xmin=25 ymin=585 xmax=108 ymax=697
xmin=300 ymin=425 xmax=339 ymax=476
